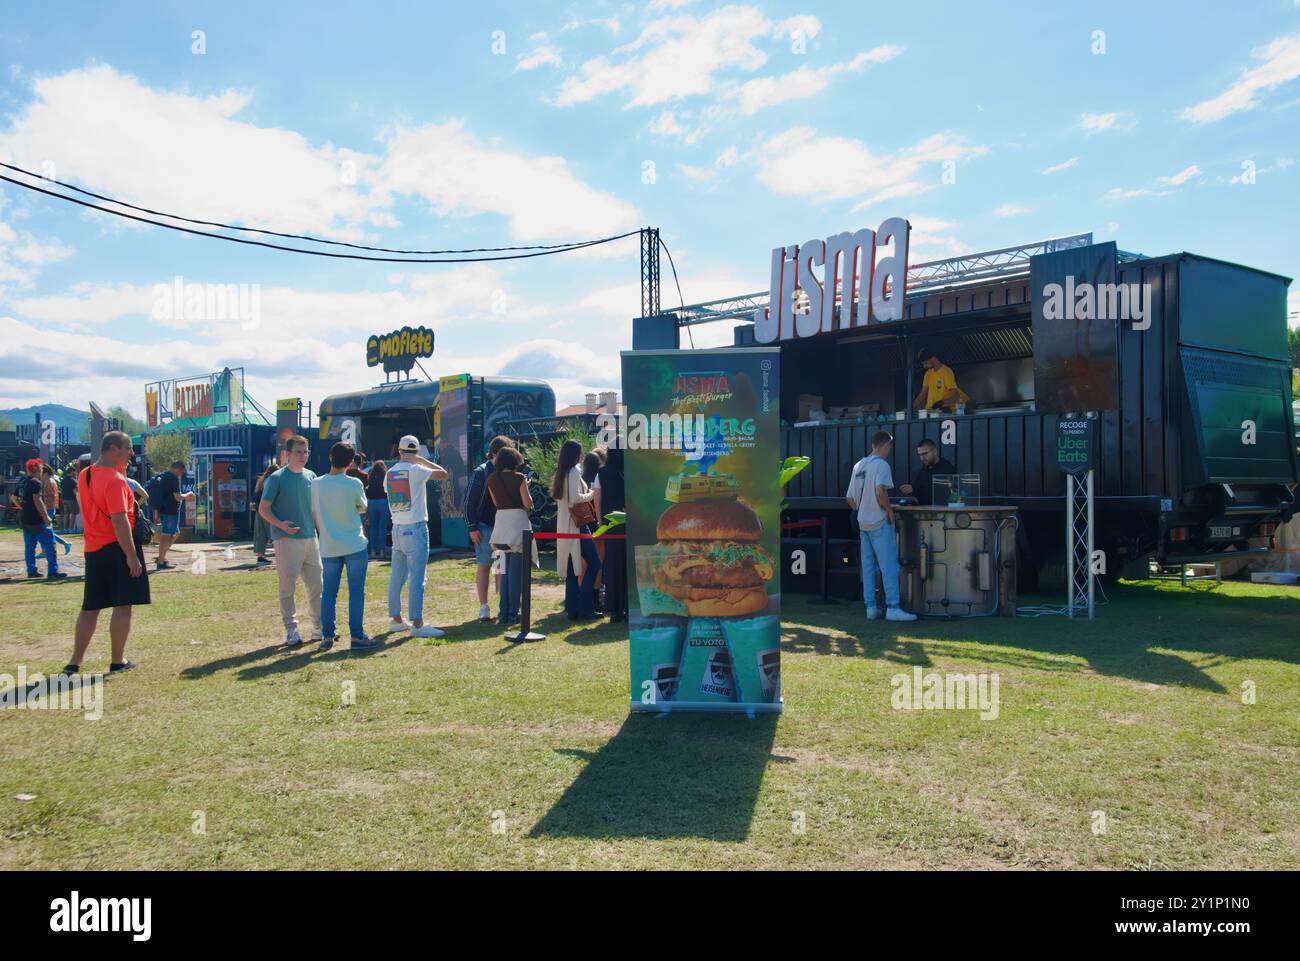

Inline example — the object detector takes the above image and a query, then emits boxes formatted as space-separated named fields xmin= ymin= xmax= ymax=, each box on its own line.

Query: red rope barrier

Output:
xmin=780 ymin=519 xmax=824 ymax=531
xmin=531 ymin=531 xmax=627 ymax=541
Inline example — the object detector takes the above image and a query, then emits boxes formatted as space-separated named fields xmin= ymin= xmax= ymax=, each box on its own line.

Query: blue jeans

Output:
xmin=474 ymin=522 xmax=494 ymax=566
xmin=23 ymin=524 xmax=58 ymax=575
xmin=563 ymin=531 xmax=601 ymax=618
xmin=859 ymin=522 xmax=900 ymax=610
xmin=498 ymin=550 xmax=524 ymax=622
xmin=367 ymin=499 xmax=390 ymax=556
xmin=388 ymin=521 xmax=429 ymax=621
xmin=322 ymin=548 xmax=368 ymax=640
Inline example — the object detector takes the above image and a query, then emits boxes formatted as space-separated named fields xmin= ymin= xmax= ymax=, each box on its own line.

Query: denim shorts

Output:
xmin=160 ymin=513 xmax=181 ymax=536
xmin=474 ymin=522 xmax=494 ymax=566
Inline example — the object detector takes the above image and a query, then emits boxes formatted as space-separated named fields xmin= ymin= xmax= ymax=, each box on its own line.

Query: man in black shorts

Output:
xmin=64 ymin=431 xmax=149 ymax=675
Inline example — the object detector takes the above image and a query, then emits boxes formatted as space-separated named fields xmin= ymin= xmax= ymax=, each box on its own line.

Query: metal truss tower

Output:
xmin=640 ymin=227 xmax=660 ymax=320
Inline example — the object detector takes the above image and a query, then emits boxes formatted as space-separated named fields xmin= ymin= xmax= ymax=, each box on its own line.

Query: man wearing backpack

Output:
xmin=154 ymin=460 xmax=196 ymax=570
xmin=464 ymin=435 xmax=512 ymax=624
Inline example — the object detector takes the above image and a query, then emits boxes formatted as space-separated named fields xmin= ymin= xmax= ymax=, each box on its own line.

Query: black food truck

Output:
xmin=634 ymin=228 xmax=1297 ymax=592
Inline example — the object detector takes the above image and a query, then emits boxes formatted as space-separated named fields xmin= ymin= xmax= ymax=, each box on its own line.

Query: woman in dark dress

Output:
xmin=595 ymin=448 xmax=628 ymax=622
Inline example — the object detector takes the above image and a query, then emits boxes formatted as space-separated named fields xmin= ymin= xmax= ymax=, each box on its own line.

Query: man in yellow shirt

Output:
xmin=913 ymin=348 xmax=970 ymax=413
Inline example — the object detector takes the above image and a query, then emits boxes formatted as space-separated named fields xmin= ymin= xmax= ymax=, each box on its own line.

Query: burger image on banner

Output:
xmin=653 ymin=498 xmax=774 ymax=617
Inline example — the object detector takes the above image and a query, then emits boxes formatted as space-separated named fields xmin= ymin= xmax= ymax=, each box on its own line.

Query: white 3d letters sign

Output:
xmin=754 ymin=217 xmax=910 ymax=344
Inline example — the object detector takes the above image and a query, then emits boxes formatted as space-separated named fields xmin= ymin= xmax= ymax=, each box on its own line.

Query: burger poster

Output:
xmin=620 ymin=347 xmax=782 ymax=714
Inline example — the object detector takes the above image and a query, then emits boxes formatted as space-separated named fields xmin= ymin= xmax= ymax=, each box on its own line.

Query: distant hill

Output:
xmin=0 ymin=404 xmax=90 ymax=441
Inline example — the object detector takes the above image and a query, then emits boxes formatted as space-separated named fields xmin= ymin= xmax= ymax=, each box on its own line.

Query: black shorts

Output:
xmin=82 ymin=543 xmax=151 ymax=611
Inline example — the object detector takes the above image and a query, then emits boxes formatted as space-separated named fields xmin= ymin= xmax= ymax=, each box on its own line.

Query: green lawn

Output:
xmin=1 ymin=529 xmax=1296 ymax=870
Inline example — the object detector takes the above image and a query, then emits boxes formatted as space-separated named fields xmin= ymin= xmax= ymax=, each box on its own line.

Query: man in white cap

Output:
xmin=383 ymin=434 xmax=449 ymax=637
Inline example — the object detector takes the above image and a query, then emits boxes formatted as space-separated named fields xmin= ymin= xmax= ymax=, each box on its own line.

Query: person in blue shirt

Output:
xmin=312 ymin=441 xmax=377 ymax=651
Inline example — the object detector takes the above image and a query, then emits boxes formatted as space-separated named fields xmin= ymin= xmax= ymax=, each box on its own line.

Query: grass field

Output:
xmin=1 ymin=529 xmax=1296 ymax=870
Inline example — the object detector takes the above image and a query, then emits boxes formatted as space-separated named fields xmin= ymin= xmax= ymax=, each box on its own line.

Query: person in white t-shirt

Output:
xmin=383 ymin=434 xmax=449 ymax=638
xmin=846 ymin=430 xmax=916 ymax=623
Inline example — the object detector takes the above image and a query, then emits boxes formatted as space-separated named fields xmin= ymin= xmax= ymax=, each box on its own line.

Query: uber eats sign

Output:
xmin=366 ymin=325 xmax=435 ymax=375
xmin=1057 ymin=417 xmax=1096 ymax=476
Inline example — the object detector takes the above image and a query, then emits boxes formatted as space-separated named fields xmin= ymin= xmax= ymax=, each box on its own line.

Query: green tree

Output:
xmin=1288 ymin=325 xmax=1300 ymax=371
xmin=145 ymin=432 xmax=193 ymax=475
xmin=0 ymin=415 xmax=13 ymax=431
xmin=518 ymin=423 xmax=600 ymax=492
xmin=107 ymin=404 xmax=147 ymax=436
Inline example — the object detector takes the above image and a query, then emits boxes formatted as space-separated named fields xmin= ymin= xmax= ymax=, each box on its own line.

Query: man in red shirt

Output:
xmin=64 ymin=430 xmax=150 ymax=675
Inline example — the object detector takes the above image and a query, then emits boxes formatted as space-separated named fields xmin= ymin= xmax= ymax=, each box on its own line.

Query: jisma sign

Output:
xmin=754 ymin=217 xmax=909 ymax=344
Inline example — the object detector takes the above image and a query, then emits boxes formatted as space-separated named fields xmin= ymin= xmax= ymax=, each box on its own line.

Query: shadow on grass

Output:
xmin=778 ymin=580 xmax=1300 ymax=693
xmin=530 ymin=712 xmax=777 ymax=842
xmin=180 ymin=630 xmax=411 ymax=681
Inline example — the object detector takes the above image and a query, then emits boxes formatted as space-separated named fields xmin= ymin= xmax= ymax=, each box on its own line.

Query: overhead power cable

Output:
xmin=0 ymin=160 xmax=641 ymax=263
xmin=658 ymin=235 xmax=695 ymax=349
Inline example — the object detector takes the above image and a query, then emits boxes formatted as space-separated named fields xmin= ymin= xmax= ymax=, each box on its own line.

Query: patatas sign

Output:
xmin=754 ymin=217 xmax=910 ymax=344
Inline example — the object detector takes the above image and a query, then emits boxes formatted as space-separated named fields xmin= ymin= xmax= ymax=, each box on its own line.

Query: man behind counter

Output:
xmin=898 ymin=439 xmax=956 ymax=506
xmin=913 ymin=348 xmax=970 ymax=413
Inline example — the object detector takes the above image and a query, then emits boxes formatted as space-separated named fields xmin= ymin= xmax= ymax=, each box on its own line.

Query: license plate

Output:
xmin=1209 ymin=525 xmax=1238 ymax=539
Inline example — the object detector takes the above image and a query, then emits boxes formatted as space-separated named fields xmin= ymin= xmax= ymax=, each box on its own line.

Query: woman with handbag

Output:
xmin=487 ymin=446 xmax=536 ymax=627
xmin=551 ymin=439 xmax=602 ymax=620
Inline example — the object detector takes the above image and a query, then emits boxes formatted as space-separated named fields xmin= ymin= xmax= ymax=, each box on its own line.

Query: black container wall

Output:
xmin=781 ymin=255 xmax=1187 ymax=509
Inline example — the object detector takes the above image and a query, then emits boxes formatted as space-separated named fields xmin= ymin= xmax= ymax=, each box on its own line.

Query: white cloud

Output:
xmin=1102 ymin=186 xmax=1171 ymax=200
xmin=0 ymin=64 xmax=379 ymax=239
xmin=0 ymin=64 xmax=639 ymax=246
xmin=677 ymin=163 xmax=715 ymax=182
xmin=561 ymin=17 xmax=621 ymax=34
xmin=0 ymin=203 xmax=71 ymax=297
xmin=1183 ymin=33 xmax=1300 ymax=123
xmin=1042 ymin=156 xmax=1078 ymax=174
xmin=772 ymin=16 xmax=822 ymax=42
xmin=1159 ymin=164 xmax=1201 ymax=186
xmin=907 ymin=216 xmax=968 ymax=262
xmin=375 ymin=120 xmax=638 ymax=241
xmin=755 ymin=127 xmax=988 ymax=210
xmin=676 ymin=146 xmax=741 ymax=183
xmin=1079 ymin=111 xmax=1136 ymax=133
xmin=992 ymin=203 xmax=1031 ymax=217
xmin=517 ymin=44 xmax=563 ymax=71
xmin=649 ymin=109 xmax=688 ymax=136
xmin=733 ymin=46 xmax=902 ymax=115
xmin=555 ymin=6 xmax=773 ymax=108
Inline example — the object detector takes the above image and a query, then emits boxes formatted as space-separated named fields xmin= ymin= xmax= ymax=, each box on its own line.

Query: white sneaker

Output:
xmin=284 ymin=627 xmax=303 ymax=646
xmin=389 ymin=617 xmax=411 ymax=630
xmin=866 ymin=607 xmax=881 ymax=620
xmin=885 ymin=607 xmax=917 ymax=622
xmin=411 ymin=624 xmax=446 ymax=638
xmin=478 ymin=603 xmax=491 ymax=622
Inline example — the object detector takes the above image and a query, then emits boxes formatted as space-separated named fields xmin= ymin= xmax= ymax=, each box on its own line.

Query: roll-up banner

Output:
xmin=619 ymin=347 xmax=782 ymax=714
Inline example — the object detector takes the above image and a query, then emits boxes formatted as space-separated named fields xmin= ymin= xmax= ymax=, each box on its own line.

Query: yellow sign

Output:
xmin=366 ymin=325 xmax=435 ymax=371
xmin=277 ymin=398 xmax=300 ymax=411
xmin=439 ymin=373 xmax=469 ymax=392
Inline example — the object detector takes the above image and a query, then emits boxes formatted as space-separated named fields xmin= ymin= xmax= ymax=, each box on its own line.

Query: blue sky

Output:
xmin=1 ymin=0 xmax=1297 ymax=417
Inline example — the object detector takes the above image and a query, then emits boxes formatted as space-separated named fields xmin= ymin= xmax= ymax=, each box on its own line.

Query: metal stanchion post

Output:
xmin=506 ymin=529 xmax=545 ymax=643
xmin=809 ymin=517 xmax=839 ymax=605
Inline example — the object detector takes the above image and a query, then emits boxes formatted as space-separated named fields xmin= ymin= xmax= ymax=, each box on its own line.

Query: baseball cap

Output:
xmin=398 ymin=434 xmax=420 ymax=452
